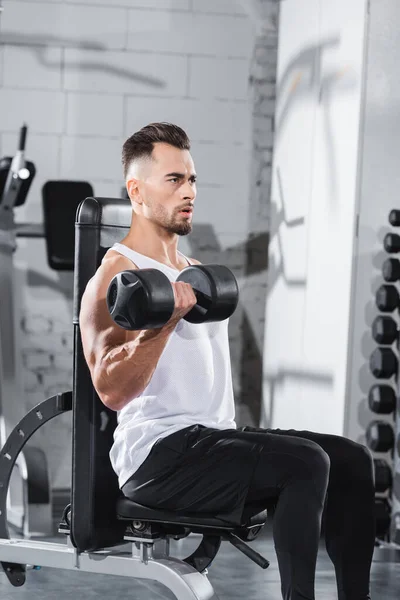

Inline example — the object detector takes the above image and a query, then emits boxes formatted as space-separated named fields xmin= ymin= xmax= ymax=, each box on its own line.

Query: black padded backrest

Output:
xmin=71 ymin=196 xmax=132 ymax=552
xmin=42 ymin=180 xmax=94 ymax=271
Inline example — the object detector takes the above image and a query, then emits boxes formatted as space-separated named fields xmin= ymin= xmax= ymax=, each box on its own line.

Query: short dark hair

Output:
xmin=122 ymin=122 xmax=191 ymax=178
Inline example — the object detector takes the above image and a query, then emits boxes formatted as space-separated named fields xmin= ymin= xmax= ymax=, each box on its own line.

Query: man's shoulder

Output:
xmin=189 ymin=257 xmax=202 ymax=265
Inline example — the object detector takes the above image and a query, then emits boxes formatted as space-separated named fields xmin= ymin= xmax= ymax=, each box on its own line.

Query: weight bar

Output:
xmin=375 ymin=284 xmax=400 ymax=313
xmin=369 ymin=347 xmax=398 ymax=378
xmin=384 ymin=232 xmax=400 ymax=254
xmin=371 ymin=315 xmax=398 ymax=345
xmin=368 ymin=384 xmax=396 ymax=414
xmin=374 ymin=458 xmax=393 ymax=493
xmin=107 ymin=264 xmax=239 ymax=331
xmin=375 ymin=498 xmax=391 ymax=539
xmin=382 ymin=257 xmax=400 ymax=282
xmin=389 ymin=209 xmax=400 ymax=227
xmin=366 ymin=420 xmax=394 ymax=452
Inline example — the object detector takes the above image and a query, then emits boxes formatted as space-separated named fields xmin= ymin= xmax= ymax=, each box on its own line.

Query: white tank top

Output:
xmin=108 ymin=243 xmax=237 ymax=487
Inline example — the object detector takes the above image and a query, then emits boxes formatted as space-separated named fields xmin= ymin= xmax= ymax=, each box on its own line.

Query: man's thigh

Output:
xmin=240 ymin=425 xmax=368 ymax=484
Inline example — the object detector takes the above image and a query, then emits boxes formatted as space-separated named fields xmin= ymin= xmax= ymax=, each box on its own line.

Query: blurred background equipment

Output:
xmin=0 ymin=124 xmax=52 ymax=537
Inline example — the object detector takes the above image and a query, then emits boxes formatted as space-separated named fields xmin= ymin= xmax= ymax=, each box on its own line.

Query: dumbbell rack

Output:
xmin=369 ymin=209 xmax=400 ymax=559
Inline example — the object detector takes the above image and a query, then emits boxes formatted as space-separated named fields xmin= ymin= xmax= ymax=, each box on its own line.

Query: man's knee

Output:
xmin=334 ymin=437 xmax=375 ymax=487
xmin=294 ymin=438 xmax=331 ymax=481
xmin=350 ymin=441 xmax=374 ymax=482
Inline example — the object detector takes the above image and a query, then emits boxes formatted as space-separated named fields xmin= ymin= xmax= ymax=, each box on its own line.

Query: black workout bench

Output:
xmin=0 ymin=197 xmax=269 ymax=600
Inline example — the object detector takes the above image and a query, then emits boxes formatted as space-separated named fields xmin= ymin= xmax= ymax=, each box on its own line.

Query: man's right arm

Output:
xmin=79 ymin=256 xmax=196 ymax=412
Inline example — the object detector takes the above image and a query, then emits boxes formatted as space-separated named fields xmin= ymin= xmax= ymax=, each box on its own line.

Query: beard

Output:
xmin=151 ymin=201 xmax=193 ymax=236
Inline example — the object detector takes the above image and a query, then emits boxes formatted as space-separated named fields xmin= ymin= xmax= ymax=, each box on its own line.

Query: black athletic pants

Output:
xmin=123 ymin=425 xmax=375 ymax=600
xmin=241 ymin=426 xmax=375 ymax=600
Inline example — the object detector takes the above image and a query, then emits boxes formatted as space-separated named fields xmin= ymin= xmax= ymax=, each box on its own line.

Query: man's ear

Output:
xmin=126 ymin=178 xmax=141 ymax=204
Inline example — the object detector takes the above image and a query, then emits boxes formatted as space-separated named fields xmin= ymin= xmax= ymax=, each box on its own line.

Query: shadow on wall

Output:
xmin=263 ymin=368 xmax=334 ymax=427
xmin=268 ymin=166 xmax=307 ymax=290
xmin=257 ymin=36 xmax=357 ymax=426
xmin=275 ymin=35 xmax=357 ymax=207
xmin=0 ymin=33 xmax=165 ymax=90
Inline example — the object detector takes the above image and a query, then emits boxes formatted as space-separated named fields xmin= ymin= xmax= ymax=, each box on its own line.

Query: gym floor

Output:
xmin=0 ymin=524 xmax=399 ymax=599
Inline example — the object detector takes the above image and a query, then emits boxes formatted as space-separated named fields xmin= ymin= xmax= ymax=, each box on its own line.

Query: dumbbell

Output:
xmin=375 ymin=284 xmax=400 ymax=312
xmin=384 ymin=232 xmax=400 ymax=253
xmin=382 ymin=258 xmax=400 ymax=282
xmin=374 ymin=458 xmax=393 ymax=493
xmin=368 ymin=384 xmax=396 ymax=414
xmin=107 ymin=264 xmax=239 ymax=330
xmin=369 ymin=347 xmax=398 ymax=378
xmin=366 ymin=420 xmax=394 ymax=452
xmin=371 ymin=315 xmax=398 ymax=345
xmin=389 ymin=209 xmax=400 ymax=227
xmin=375 ymin=498 xmax=391 ymax=539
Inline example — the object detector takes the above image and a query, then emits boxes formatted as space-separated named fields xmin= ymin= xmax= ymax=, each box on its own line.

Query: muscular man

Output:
xmin=80 ymin=122 xmax=375 ymax=600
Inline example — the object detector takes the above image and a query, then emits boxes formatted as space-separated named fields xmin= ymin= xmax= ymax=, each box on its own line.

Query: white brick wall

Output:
xmin=2 ymin=1 xmax=128 ymax=50
xmin=2 ymin=46 xmax=63 ymax=90
xmin=189 ymin=57 xmax=250 ymax=100
xmin=0 ymin=0 xmax=279 ymax=490
xmin=66 ymin=93 xmax=124 ymax=137
xmin=126 ymin=10 xmax=253 ymax=57
xmin=63 ymin=49 xmax=188 ymax=95
xmin=66 ymin=0 xmax=191 ymax=8
xmin=124 ymin=97 xmax=250 ymax=143
xmin=1 ymin=90 xmax=65 ymax=133
xmin=192 ymin=0 xmax=247 ymax=15
xmin=60 ymin=136 xmax=122 ymax=180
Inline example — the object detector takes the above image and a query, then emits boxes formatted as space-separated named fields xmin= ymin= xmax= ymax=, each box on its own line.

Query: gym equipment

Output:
xmin=368 ymin=385 xmax=396 ymax=414
xmin=389 ymin=209 xmax=400 ymax=227
xmin=372 ymin=315 xmax=398 ymax=345
xmin=369 ymin=347 xmax=398 ymax=378
xmin=375 ymin=284 xmax=400 ymax=312
xmin=0 ymin=125 xmax=52 ymax=537
xmin=0 ymin=127 xmax=35 ymax=213
xmin=375 ymin=498 xmax=391 ymax=538
xmin=374 ymin=459 xmax=393 ymax=493
xmin=384 ymin=233 xmax=400 ymax=254
xmin=366 ymin=420 xmax=395 ymax=452
xmin=42 ymin=180 xmax=93 ymax=271
xmin=107 ymin=264 xmax=239 ymax=330
xmin=382 ymin=257 xmax=400 ymax=282
xmin=0 ymin=197 xmax=269 ymax=598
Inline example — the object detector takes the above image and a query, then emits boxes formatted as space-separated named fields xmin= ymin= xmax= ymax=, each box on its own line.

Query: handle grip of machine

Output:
xmin=18 ymin=124 xmax=28 ymax=152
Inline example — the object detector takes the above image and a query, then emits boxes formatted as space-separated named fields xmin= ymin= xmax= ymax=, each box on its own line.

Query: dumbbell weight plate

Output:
xmin=374 ymin=458 xmax=393 ymax=493
xmin=382 ymin=258 xmax=400 ymax=283
xmin=368 ymin=384 xmax=396 ymax=414
xmin=107 ymin=269 xmax=175 ymax=330
xmin=369 ymin=347 xmax=398 ymax=378
xmin=375 ymin=284 xmax=400 ymax=312
xmin=384 ymin=232 xmax=400 ymax=254
xmin=371 ymin=315 xmax=398 ymax=345
xmin=366 ymin=420 xmax=394 ymax=452
xmin=389 ymin=209 xmax=400 ymax=227
xmin=177 ymin=264 xmax=239 ymax=324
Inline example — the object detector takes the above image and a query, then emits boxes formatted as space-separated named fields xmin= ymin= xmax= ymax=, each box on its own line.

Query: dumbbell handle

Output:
xmin=194 ymin=289 xmax=212 ymax=310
